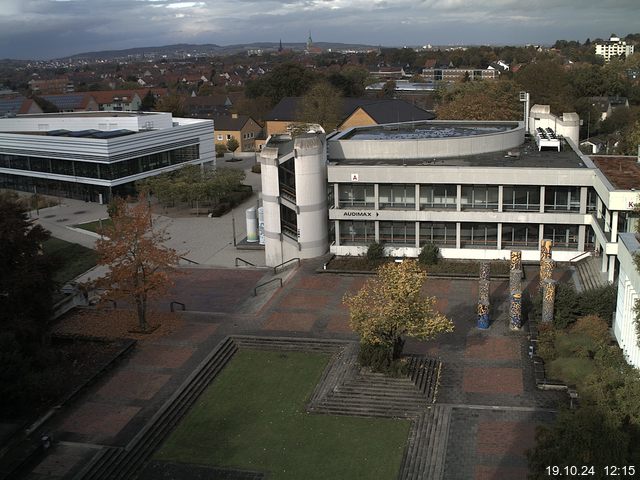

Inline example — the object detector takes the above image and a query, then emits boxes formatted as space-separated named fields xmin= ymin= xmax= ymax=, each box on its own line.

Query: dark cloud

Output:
xmin=0 ymin=0 xmax=637 ymax=59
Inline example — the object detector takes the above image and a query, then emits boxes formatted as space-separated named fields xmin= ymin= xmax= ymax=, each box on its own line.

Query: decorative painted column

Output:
xmin=510 ymin=293 xmax=522 ymax=329
xmin=510 ymin=269 xmax=522 ymax=295
xmin=540 ymin=258 xmax=555 ymax=289
xmin=541 ymin=279 xmax=557 ymax=324
xmin=480 ymin=261 xmax=491 ymax=281
xmin=510 ymin=250 xmax=522 ymax=271
xmin=477 ymin=279 xmax=490 ymax=329
xmin=540 ymin=239 xmax=552 ymax=261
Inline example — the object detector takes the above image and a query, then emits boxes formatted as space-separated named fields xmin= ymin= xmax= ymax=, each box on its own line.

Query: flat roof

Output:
xmin=329 ymin=136 xmax=588 ymax=169
xmin=591 ymin=156 xmax=640 ymax=190
xmin=336 ymin=121 xmax=519 ymax=140
xmin=15 ymin=111 xmax=160 ymax=119
xmin=341 ymin=122 xmax=515 ymax=140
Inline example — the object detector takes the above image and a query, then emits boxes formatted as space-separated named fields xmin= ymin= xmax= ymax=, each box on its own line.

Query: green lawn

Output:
xmin=74 ymin=218 xmax=112 ymax=234
xmin=156 ymin=349 xmax=410 ymax=480
xmin=42 ymin=237 xmax=98 ymax=285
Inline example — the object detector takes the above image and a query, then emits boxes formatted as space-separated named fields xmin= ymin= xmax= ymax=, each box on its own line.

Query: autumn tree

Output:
xmin=299 ymin=81 xmax=344 ymax=132
xmin=226 ymin=136 xmax=239 ymax=155
xmin=95 ymin=195 xmax=181 ymax=331
xmin=436 ymin=80 xmax=522 ymax=121
xmin=156 ymin=93 xmax=187 ymax=117
xmin=343 ymin=260 xmax=453 ymax=370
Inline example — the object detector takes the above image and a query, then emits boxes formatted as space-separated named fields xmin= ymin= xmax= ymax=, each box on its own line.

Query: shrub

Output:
xmin=210 ymin=202 xmax=231 ymax=217
xmin=251 ymin=163 xmax=261 ymax=174
xmin=418 ymin=243 xmax=440 ymax=265
xmin=536 ymin=324 xmax=557 ymax=361
xmin=358 ymin=342 xmax=408 ymax=377
xmin=366 ymin=242 xmax=385 ymax=263
xmin=571 ymin=315 xmax=610 ymax=347
xmin=215 ymin=143 xmax=227 ymax=158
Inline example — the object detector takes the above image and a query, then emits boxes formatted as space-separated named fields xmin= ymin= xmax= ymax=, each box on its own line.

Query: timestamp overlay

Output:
xmin=545 ymin=465 xmax=637 ymax=477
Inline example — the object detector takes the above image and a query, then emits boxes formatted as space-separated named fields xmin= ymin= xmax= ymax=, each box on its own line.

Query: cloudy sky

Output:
xmin=1 ymin=0 xmax=638 ymax=60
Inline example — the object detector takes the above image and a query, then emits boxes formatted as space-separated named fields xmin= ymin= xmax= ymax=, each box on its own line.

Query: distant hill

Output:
xmin=59 ymin=42 xmax=378 ymax=61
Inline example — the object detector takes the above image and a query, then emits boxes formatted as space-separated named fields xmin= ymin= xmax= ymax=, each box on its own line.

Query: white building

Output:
xmin=259 ymin=111 xmax=640 ymax=286
xmin=615 ymin=233 xmax=640 ymax=369
xmin=595 ymin=35 xmax=635 ymax=63
xmin=0 ymin=111 xmax=214 ymax=203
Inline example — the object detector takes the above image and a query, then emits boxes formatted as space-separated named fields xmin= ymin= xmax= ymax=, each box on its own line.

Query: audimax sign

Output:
xmin=343 ymin=211 xmax=379 ymax=217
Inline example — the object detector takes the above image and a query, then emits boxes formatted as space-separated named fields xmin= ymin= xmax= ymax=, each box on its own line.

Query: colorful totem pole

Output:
xmin=539 ymin=239 xmax=554 ymax=289
xmin=509 ymin=250 xmax=523 ymax=329
xmin=477 ymin=262 xmax=491 ymax=329
xmin=541 ymin=279 xmax=557 ymax=323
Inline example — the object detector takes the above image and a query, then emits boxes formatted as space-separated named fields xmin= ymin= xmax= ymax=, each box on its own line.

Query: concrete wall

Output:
xmin=329 ymin=122 xmax=524 ymax=160
xmin=528 ymin=105 xmax=580 ymax=146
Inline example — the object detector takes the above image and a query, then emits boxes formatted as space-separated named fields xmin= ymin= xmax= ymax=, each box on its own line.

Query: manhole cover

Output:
xmin=43 ymin=215 xmax=56 ymax=219
xmin=72 ymin=210 xmax=87 ymax=214
xmin=55 ymin=218 xmax=69 ymax=223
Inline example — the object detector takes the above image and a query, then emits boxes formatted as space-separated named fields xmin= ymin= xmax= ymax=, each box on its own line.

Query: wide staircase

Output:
xmin=397 ymin=405 xmax=452 ymax=480
xmin=574 ymin=255 xmax=609 ymax=292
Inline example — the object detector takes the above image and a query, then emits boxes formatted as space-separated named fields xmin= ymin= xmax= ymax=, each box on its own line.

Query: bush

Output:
xmin=210 ymin=202 xmax=231 ymax=217
xmin=530 ymin=283 xmax=617 ymax=330
xmin=215 ymin=144 xmax=227 ymax=157
xmin=251 ymin=163 xmax=261 ymax=174
xmin=358 ymin=342 xmax=408 ymax=377
xmin=571 ymin=315 xmax=610 ymax=347
xmin=366 ymin=242 xmax=385 ymax=263
xmin=418 ymin=243 xmax=440 ymax=265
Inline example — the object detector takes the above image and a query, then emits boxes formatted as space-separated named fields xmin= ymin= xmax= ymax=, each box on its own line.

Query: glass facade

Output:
xmin=420 ymin=222 xmax=456 ymax=246
xmin=338 ymin=184 xmax=375 ymax=208
xmin=502 ymin=223 xmax=539 ymax=248
xmin=460 ymin=223 xmax=498 ymax=248
xmin=379 ymin=221 xmax=416 ymax=246
xmin=502 ymin=186 xmax=540 ymax=211
xmin=544 ymin=186 xmax=580 ymax=212
xmin=278 ymin=158 xmax=296 ymax=201
xmin=461 ymin=185 xmax=499 ymax=210
xmin=280 ymin=204 xmax=298 ymax=240
xmin=0 ymin=145 xmax=199 ymax=181
xmin=544 ymin=224 xmax=579 ymax=249
xmin=378 ymin=184 xmax=415 ymax=209
xmin=339 ymin=220 xmax=375 ymax=245
xmin=419 ymin=184 xmax=456 ymax=210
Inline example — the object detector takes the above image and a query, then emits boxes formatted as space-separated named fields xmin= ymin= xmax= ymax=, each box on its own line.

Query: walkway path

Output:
xmin=20 ymin=258 xmax=565 ymax=480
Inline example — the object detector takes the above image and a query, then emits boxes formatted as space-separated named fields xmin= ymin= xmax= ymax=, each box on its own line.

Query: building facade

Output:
xmin=259 ymin=114 xmax=639 ymax=286
xmin=595 ymin=35 xmax=635 ymax=63
xmin=0 ymin=111 xmax=214 ymax=203
xmin=614 ymin=233 xmax=640 ymax=369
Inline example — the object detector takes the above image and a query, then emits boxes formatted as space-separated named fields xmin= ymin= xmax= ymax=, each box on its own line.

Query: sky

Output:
xmin=0 ymin=0 xmax=638 ymax=60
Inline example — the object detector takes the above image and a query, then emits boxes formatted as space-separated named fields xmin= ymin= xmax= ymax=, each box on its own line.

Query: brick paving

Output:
xmin=21 ymin=259 xmax=569 ymax=479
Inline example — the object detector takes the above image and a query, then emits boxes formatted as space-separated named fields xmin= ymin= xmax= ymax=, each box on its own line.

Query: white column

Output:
xmin=456 ymin=184 xmax=462 ymax=212
xmin=415 ymin=221 xmax=420 ymax=248
xmin=497 ymin=223 xmax=502 ymax=250
xmin=415 ymin=184 xmax=420 ymax=211
xmin=596 ymin=197 xmax=603 ymax=219
xmin=498 ymin=185 xmax=503 ymax=213
xmin=611 ymin=211 xmax=619 ymax=241
xmin=334 ymin=220 xmax=340 ymax=246
xmin=539 ymin=186 xmax=545 ymax=213
xmin=602 ymin=252 xmax=608 ymax=273
xmin=608 ymin=255 xmax=616 ymax=283
xmin=579 ymin=186 xmax=588 ymax=215
xmin=374 ymin=184 xmax=379 ymax=210
xmin=456 ymin=222 xmax=461 ymax=249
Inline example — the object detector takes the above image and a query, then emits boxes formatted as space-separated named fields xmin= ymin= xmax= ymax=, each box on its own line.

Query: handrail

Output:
xmin=254 ymin=278 xmax=283 ymax=296
xmin=273 ymin=257 xmax=300 ymax=274
xmin=170 ymin=301 xmax=186 ymax=312
xmin=235 ymin=257 xmax=256 ymax=267
xmin=569 ymin=251 xmax=592 ymax=263
xmin=180 ymin=256 xmax=199 ymax=265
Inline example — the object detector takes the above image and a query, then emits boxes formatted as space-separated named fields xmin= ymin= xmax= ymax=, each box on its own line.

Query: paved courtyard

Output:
xmin=20 ymin=259 xmax=565 ymax=480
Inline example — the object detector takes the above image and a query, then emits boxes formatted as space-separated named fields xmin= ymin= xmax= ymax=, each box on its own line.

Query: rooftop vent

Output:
xmin=534 ymin=127 xmax=560 ymax=152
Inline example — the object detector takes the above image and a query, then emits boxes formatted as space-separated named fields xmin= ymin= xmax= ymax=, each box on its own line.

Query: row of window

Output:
xmin=0 ymin=145 xmax=199 ymax=181
xmin=338 ymin=221 xmax=580 ymax=250
xmin=335 ymin=184 xmax=596 ymax=212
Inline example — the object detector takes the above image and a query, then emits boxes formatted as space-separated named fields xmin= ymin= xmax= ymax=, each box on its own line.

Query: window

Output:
xmin=379 ymin=222 xmax=416 ymax=246
xmin=338 ymin=184 xmax=375 ymax=208
xmin=503 ymin=186 xmax=540 ymax=211
xmin=280 ymin=205 xmax=298 ymax=240
xmin=226 ymin=134 xmax=232 ymax=140
xmin=378 ymin=184 xmax=415 ymax=209
xmin=461 ymin=185 xmax=498 ymax=210
xmin=460 ymin=223 xmax=498 ymax=248
xmin=544 ymin=186 xmax=580 ymax=212
xmin=543 ymin=224 xmax=579 ymax=250
xmin=586 ymin=187 xmax=598 ymax=213
xmin=339 ymin=221 xmax=375 ymax=245
xmin=420 ymin=184 xmax=457 ymax=210
xmin=502 ymin=223 xmax=539 ymax=248
xmin=420 ymin=222 xmax=456 ymax=246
